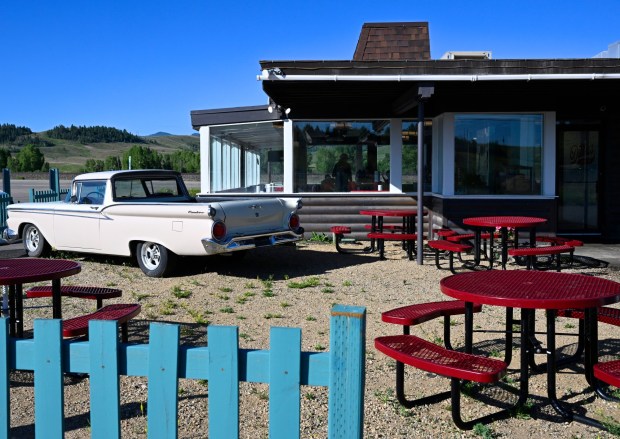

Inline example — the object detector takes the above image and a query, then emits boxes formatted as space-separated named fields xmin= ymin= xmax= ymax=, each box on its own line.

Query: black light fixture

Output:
xmin=267 ymin=100 xmax=291 ymax=118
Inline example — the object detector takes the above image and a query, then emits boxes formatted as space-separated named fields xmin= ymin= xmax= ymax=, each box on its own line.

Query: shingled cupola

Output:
xmin=353 ymin=22 xmax=431 ymax=61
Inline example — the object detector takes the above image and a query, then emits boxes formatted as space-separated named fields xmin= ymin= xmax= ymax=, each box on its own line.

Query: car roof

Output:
xmin=74 ymin=169 xmax=181 ymax=181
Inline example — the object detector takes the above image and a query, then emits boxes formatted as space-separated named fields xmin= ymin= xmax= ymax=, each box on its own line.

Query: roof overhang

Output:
xmin=258 ymin=59 xmax=620 ymax=119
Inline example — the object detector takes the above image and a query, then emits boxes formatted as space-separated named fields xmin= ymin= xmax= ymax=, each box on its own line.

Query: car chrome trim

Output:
xmin=201 ymin=230 xmax=303 ymax=255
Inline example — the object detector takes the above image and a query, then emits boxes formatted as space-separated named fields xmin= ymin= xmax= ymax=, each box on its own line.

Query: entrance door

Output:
xmin=557 ymin=127 xmax=600 ymax=234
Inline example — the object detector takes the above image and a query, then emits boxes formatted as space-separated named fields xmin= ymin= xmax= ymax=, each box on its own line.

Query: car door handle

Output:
xmin=90 ymin=206 xmax=99 ymax=210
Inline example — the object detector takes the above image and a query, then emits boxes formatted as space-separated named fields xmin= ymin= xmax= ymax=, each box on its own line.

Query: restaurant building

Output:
xmin=191 ymin=22 xmax=620 ymax=243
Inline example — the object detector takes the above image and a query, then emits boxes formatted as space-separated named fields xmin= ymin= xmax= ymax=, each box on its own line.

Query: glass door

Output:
xmin=557 ymin=127 xmax=600 ymax=234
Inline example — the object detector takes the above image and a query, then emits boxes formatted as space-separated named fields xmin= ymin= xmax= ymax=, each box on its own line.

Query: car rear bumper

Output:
xmin=202 ymin=229 xmax=304 ymax=255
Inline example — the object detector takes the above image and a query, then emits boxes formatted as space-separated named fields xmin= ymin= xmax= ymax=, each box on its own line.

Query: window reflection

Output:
xmin=454 ymin=114 xmax=542 ymax=195
xmin=293 ymin=121 xmax=390 ymax=192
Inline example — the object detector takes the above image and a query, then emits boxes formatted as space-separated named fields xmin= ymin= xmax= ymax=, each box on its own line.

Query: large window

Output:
xmin=293 ymin=121 xmax=390 ymax=192
xmin=454 ymin=114 xmax=543 ymax=195
xmin=209 ymin=122 xmax=284 ymax=193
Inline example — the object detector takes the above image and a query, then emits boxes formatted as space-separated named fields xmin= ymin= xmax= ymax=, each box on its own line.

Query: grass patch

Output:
xmin=287 ymin=277 xmax=320 ymax=289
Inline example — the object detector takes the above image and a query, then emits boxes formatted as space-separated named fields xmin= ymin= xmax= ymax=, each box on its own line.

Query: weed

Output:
xmin=244 ymin=282 xmax=256 ymax=289
xmin=308 ymin=231 xmax=331 ymax=243
xmin=598 ymin=412 xmax=620 ymax=435
xmin=513 ymin=399 xmax=533 ymax=420
xmin=160 ymin=300 xmax=177 ymax=316
xmin=197 ymin=379 xmax=208 ymax=387
xmin=374 ymin=388 xmax=394 ymax=404
xmin=489 ymin=349 xmax=502 ymax=358
xmin=216 ymin=294 xmax=230 ymax=300
xmin=264 ymin=313 xmax=283 ymax=319
xmin=240 ymin=333 xmax=252 ymax=340
xmin=473 ymin=422 xmax=495 ymax=438
xmin=564 ymin=322 xmax=576 ymax=329
xmin=132 ymin=292 xmax=150 ymax=301
xmin=186 ymin=308 xmax=209 ymax=325
xmin=323 ymin=281 xmax=334 ymax=287
xmin=259 ymin=275 xmax=274 ymax=289
xmin=220 ymin=307 xmax=234 ymax=314
xmin=432 ymin=336 xmax=443 ymax=345
xmin=280 ymin=302 xmax=291 ymax=308
xmin=172 ymin=286 xmax=192 ymax=299
xmin=342 ymin=280 xmax=353 ymax=287
xmin=243 ymin=291 xmax=256 ymax=297
xmin=321 ymin=288 xmax=334 ymax=294
xmin=306 ymin=316 xmax=317 ymax=321
xmin=235 ymin=296 xmax=248 ymax=305
xmin=218 ymin=287 xmax=233 ymax=293
xmin=106 ymin=282 xmax=118 ymax=287
xmin=263 ymin=290 xmax=276 ymax=297
xmin=304 ymin=392 xmax=316 ymax=400
xmin=236 ymin=316 xmax=246 ymax=320
xmin=314 ymin=344 xmax=326 ymax=351
xmin=189 ymin=280 xmax=203 ymax=287
xmin=287 ymin=277 xmax=320 ymax=289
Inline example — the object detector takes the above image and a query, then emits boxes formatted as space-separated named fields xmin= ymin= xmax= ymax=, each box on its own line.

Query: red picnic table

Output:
xmin=0 ymin=258 xmax=81 ymax=337
xmin=360 ymin=209 xmax=422 ymax=259
xmin=462 ymin=216 xmax=547 ymax=269
xmin=441 ymin=269 xmax=620 ymax=430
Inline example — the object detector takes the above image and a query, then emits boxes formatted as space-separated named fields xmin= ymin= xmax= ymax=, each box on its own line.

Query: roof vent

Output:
xmin=440 ymin=51 xmax=492 ymax=60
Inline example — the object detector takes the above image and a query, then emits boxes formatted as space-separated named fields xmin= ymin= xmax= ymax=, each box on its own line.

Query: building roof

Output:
xmin=353 ymin=22 xmax=430 ymax=61
xmin=257 ymin=58 xmax=620 ymax=119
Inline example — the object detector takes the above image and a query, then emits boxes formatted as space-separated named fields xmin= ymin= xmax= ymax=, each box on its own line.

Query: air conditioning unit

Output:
xmin=440 ymin=51 xmax=492 ymax=60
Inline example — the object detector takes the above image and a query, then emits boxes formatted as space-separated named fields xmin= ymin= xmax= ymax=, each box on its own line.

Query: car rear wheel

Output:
xmin=23 ymin=224 xmax=51 ymax=257
xmin=136 ymin=241 xmax=176 ymax=277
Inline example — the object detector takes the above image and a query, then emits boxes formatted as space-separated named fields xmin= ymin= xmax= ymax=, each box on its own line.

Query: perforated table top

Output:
xmin=440 ymin=270 xmax=620 ymax=310
xmin=462 ymin=216 xmax=547 ymax=229
xmin=0 ymin=258 xmax=81 ymax=285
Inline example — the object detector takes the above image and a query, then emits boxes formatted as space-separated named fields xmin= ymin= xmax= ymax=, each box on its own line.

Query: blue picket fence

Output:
xmin=0 ymin=304 xmax=366 ymax=439
xmin=28 ymin=187 xmax=69 ymax=203
xmin=0 ymin=193 xmax=12 ymax=233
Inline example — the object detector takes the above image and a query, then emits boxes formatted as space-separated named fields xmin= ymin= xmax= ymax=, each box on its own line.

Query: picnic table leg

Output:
xmin=8 ymin=285 xmax=16 ymax=337
xmin=15 ymin=284 xmax=23 ymax=338
xmin=500 ymin=227 xmax=509 ymax=270
xmin=473 ymin=230 xmax=481 ymax=267
xmin=52 ymin=279 xmax=61 ymax=319
xmin=464 ymin=302 xmax=474 ymax=354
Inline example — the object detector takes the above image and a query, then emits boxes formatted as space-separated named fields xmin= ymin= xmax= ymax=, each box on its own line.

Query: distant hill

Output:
xmin=147 ymin=131 xmax=174 ymax=137
xmin=0 ymin=124 xmax=200 ymax=173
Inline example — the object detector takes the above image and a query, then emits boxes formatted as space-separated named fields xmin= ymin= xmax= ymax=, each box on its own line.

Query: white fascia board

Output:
xmin=259 ymin=70 xmax=620 ymax=82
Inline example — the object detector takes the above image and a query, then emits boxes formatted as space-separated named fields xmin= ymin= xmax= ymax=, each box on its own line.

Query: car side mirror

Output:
xmin=70 ymin=195 xmax=77 ymax=203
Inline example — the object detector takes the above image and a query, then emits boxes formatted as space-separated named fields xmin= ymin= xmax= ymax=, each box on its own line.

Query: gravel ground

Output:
xmin=7 ymin=241 xmax=620 ymax=438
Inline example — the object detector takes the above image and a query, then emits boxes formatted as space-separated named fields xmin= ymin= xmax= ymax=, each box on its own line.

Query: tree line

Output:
xmin=46 ymin=124 xmax=146 ymax=144
xmin=84 ymin=145 xmax=199 ymax=173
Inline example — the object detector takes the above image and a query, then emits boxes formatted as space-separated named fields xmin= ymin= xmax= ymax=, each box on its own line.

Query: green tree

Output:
xmin=84 ymin=159 xmax=105 ymax=172
xmin=9 ymin=144 xmax=46 ymax=171
xmin=122 ymin=145 xmax=162 ymax=169
xmin=104 ymin=155 xmax=122 ymax=170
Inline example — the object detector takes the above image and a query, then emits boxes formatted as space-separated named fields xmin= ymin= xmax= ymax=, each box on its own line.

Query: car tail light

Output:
xmin=288 ymin=213 xmax=300 ymax=230
xmin=212 ymin=221 xmax=227 ymax=241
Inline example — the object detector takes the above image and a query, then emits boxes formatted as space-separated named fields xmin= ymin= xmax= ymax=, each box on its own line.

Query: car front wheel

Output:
xmin=23 ymin=224 xmax=51 ymax=257
xmin=136 ymin=241 xmax=176 ymax=277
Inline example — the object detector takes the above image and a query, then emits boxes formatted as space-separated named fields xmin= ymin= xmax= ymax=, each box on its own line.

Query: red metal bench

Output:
xmin=594 ymin=360 xmax=620 ymax=388
xmin=367 ymin=232 xmax=418 ymax=260
xmin=426 ymin=240 xmax=472 ymax=273
xmin=382 ymin=300 xmax=482 ymax=348
xmin=508 ymin=244 xmax=575 ymax=271
xmin=26 ymin=285 xmax=122 ymax=309
xmin=62 ymin=303 xmax=141 ymax=342
xmin=375 ymin=334 xmax=510 ymax=430
xmin=536 ymin=236 xmax=584 ymax=247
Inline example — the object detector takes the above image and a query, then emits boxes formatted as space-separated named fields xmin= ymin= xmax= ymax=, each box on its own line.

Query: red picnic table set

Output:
xmin=332 ymin=213 xmax=582 ymax=273
xmin=0 ymin=258 xmax=140 ymax=340
xmin=375 ymin=269 xmax=620 ymax=432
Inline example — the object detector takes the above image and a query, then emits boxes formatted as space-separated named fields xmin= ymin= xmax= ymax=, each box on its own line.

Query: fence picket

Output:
xmin=89 ymin=320 xmax=121 ymax=439
xmin=148 ymin=323 xmax=180 ymax=439
xmin=208 ymin=326 xmax=239 ymax=439
xmin=33 ymin=320 xmax=64 ymax=438
xmin=269 ymin=327 xmax=301 ymax=438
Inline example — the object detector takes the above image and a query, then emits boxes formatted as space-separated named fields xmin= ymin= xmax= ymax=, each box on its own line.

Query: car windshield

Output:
xmin=72 ymin=180 xmax=106 ymax=205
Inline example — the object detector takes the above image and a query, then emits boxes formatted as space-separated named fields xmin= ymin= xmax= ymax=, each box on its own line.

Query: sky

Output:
xmin=2 ymin=0 xmax=619 ymax=136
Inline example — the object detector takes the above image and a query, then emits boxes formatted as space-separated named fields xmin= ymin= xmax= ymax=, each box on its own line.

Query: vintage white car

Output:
xmin=3 ymin=170 xmax=303 ymax=277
